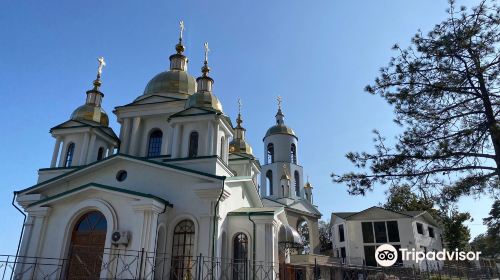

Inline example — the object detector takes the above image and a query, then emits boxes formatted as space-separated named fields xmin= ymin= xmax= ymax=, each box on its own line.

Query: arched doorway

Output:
xmin=170 ymin=220 xmax=195 ymax=280
xmin=232 ymin=233 xmax=248 ymax=280
xmin=297 ymin=219 xmax=310 ymax=254
xmin=67 ymin=211 xmax=107 ymax=279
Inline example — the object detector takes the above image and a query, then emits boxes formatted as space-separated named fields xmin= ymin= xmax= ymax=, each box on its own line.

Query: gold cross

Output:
xmin=97 ymin=57 xmax=106 ymax=77
xmin=204 ymin=42 xmax=210 ymax=62
xmin=277 ymin=95 xmax=282 ymax=110
xmin=179 ymin=20 xmax=185 ymax=40
xmin=237 ymin=98 xmax=242 ymax=115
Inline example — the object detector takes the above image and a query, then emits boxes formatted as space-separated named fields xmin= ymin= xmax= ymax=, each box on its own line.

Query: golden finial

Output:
xmin=201 ymin=42 xmax=211 ymax=76
xmin=175 ymin=20 xmax=186 ymax=54
xmin=93 ymin=56 xmax=106 ymax=90
xmin=236 ymin=98 xmax=243 ymax=127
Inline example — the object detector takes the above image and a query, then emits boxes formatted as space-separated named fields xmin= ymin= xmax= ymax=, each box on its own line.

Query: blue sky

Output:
xmin=0 ymin=0 xmax=491 ymax=254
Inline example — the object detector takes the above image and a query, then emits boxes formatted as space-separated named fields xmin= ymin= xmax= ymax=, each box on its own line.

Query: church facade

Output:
xmin=13 ymin=27 xmax=321 ymax=279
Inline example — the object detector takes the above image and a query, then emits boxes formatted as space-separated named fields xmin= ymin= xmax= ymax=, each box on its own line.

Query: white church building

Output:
xmin=12 ymin=25 xmax=322 ymax=279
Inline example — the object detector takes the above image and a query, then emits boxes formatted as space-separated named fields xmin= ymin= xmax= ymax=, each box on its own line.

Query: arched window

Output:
xmin=97 ymin=147 xmax=104 ymax=160
xmin=67 ymin=211 xmax=107 ymax=278
xmin=147 ymin=130 xmax=163 ymax=157
xmin=266 ymin=170 xmax=273 ymax=196
xmin=267 ymin=143 xmax=274 ymax=164
xmin=171 ymin=220 xmax=195 ymax=280
xmin=294 ymin=171 xmax=300 ymax=196
xmin=233 ymin=233 xmax=248 ymax=279
xmin=64 ymin=143 xmax=75 ymax=167
xmin=220 ymin=136 xmax=225 ymax=160
xmin=188 ymin=132 xmax=199 ymax=158
xmin=291 ymin=144 xmax=297 ymax=164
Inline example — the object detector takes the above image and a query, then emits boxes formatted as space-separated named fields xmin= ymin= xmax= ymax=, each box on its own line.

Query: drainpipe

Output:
xmin=247 ymin=213 xmax=256 ymax=280
xmin=12 ymin=191 xmax=26 ymax=261
xmin=212 ymin=177 xmax=226 ymax=259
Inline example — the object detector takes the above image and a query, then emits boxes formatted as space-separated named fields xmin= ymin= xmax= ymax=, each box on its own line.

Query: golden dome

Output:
xmin=265 ymin=124 xmax=296 ymax=139
xmin=304 ymin=182 xmax=313 ymax=189
xmin=229 ymin=138 xmax=253 ymax=155
xmin=185 ymin=91 xmax=223 ymax=112
xmin=143 ymin=70 xmax=196 ymax=96
xmin=70 ymin=104 xmax=109 ymax=126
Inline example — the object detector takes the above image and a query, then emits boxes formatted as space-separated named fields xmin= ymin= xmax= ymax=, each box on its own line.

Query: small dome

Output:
xmin=229 ymin=138 xmax=253 ymax=156
xmin=71 ymin=104 xmax=109 ymax=126
xmin=185 ymin=91 xmax=223 ymax=112
xmin=265 ymin=124 xmax=296 ymax=139
xmin=143 ymin=70 xmax=196 ymax=96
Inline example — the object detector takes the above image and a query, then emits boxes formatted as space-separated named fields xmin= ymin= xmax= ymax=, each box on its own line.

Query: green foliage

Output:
xmin=470 ymin=233 xmax=500 ymax=258
xmin=318 ymin=220 xmax=333 ymax=253
xmin=332 ymin=0 xmax=500 ymax=203
xmin=442 ymin=209 xmax=471 ymax=251
xmin=470 ymin=200 xmax=500 ymax=257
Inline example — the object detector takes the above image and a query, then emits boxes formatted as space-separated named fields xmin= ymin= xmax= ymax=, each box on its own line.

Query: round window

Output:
xmin=116 ymin=170 xmax=127 ymax=182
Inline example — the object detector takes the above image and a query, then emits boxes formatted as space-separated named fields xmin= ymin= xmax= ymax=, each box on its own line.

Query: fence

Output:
xmin=1 ymin=251 xmax=499 ymax=280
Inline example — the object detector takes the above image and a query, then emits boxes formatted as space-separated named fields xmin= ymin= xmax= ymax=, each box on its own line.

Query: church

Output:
xmin=12 ymin=23 xmax=322 ymax=279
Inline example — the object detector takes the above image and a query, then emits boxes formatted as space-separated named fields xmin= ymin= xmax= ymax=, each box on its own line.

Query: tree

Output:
xmin=383 ymin=185 xmax=472 ymax=250
xmin=483 ymin=199 xmax=500 ymax=237
xmin=470 ymin=233 xmax=500 ymax=258
xmin=318 ymin=220 xmax=333 ymax=253
xmin=442 ymin=209 xmax=472 ymax=250
xmin=332 ymin=0 xmax=499 ymax=203
xmin=470 ymin=200 xmax=500 ymax=257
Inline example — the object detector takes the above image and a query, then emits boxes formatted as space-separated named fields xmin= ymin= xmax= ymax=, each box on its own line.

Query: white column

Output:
xmin=58 ymin=140 xmax=67 ymax=167
xmin=50 ymin=137 xmax=62 ymax=167
xmin=160 ymin=127 xmax=169 ymax=156
xmin=86 ymin=134 xmax=97 ymax=163
xmin=128 ymin=117 xmax=141 ymax=156
xmin=206 ymin=121 xmax=213 ymax=155
xmin=79 ymin=132 xmax=90 ymax=166
xmin=120 ymin=118 xmax=131 ymax=154
xmin=171 ymin=124 xmax=180 ymax=158
xmin=211 ymin=123 xmax=219 ymax=156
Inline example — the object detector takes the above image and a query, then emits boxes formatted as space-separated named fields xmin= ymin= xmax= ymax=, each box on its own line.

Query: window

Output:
xmin=267 ymin=143 xmax=274 ymax=163
xmin=97 ymin=147 xmax=104 ymax=160
xmin=416 ymin=223 xmax=424 ymax=234
xmin=428 ymin=227 xmax=435 ymax=238
xmin=294 ymin=171 xmax=300 ymax=196
xmin=64 ymin=143 xmax=75 ymax=167
xmin=147 ymin=130 xmax=163 ymax=157
xmin=393 ymin=245 xmax=403 ymax=266
xmin=387 ymin=221 xmax=400 ymax=242
xmin=233 ymin=233 xmax=248 ymax=280
xmin=363 ymin=246 xmax=376 ymax=267
xmin=266 ymin=170 xmax=273 ymax=195
xmin=340 ymin=247 xmax=346 ymax=258
xmin=116 ymin=170 xmax=127 ymax=182
xmin=362 ymin=222 xmax=374 ymax=243
xmin=374 ymin=222 xmax=387 ymax=243
xmin=171 ymin=220 xmax=195 ymax=280
xmin=290 ymin=144 xmax=297 ymax=163
xmin=338 ymin=224 xmax=345 ymax=242
xmin=67 ymin=211 xmax=107 ymax=278
xmin=188 ymin=132 xmax=199 ymax=157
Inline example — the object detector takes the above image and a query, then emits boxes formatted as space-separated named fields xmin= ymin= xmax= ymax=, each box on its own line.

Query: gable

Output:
xmin=346 ymin=207 xmax=411 ymax=221
xmin=19 ymin=154 xmax=224 ymax=196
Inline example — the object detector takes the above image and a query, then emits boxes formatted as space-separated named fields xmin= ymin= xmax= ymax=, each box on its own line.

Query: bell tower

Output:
xmin=260 ymin=97 xmax=304 ymax=199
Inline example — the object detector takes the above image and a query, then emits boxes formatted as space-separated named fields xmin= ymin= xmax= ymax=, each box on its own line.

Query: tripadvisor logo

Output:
xmin=375 ymin=244 xmax=482 ymax=267
xmin=375 ymin=244 xmax=398 ymax=267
